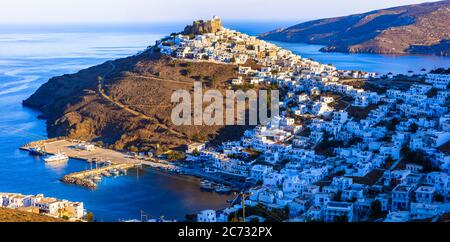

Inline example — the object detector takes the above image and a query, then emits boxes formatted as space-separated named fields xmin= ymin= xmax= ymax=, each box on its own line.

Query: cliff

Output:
xmin=260 ymin=1 xmax=450 ymax=56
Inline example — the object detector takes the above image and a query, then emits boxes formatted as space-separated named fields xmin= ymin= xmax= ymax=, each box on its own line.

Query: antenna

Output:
xmin=141 ymin=210 xmax=148 ymax=222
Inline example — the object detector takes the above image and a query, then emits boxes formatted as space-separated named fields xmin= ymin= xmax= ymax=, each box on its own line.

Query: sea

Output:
xmin=0 ymin=21 xmax=449 ymax=221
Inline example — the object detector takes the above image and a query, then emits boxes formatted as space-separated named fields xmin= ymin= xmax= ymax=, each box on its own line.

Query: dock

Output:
xmin=62 ymin=163 xmax=136 ymax=189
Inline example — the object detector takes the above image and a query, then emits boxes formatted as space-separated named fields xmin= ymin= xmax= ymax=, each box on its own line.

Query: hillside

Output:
xmin=260 ymin=1 xmax=450 ymax=56
xmin=23 ymin=48 xmax=252 ymax=152
xmin=0 ymin=208 xmax=64 ymax=222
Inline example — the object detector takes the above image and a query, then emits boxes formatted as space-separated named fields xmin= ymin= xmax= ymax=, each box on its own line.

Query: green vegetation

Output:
xmin=315 ymin=139 xmax=344 ymax=157
xmin=347 ymin=104 xmax=379 ymax=121
xmin=167 ymin=151 xmax=186 ymax=161
xmin=401 ymin=146 xmax=434 ymax=172
xmin=298 ymin=127 xmax=311 ymax=137
xmin=409 ymin=123 xmax=419 ymax=133
xmin=85 ymin=212 xmax=94 ymax=222
xmin=191 ymin=149 xmax=201 ymax=156
xmin=185 ymin=214 xmax=197 ymax=222
xmin=387 ymin=118 xmax=400 ymax=132
xmin=426 ymin=88 xmax=439 ymax=98
xmin=128 ymin=145 xmax=139 ymax=153
xmin=434 ymin=193 xmax=445 ymax=202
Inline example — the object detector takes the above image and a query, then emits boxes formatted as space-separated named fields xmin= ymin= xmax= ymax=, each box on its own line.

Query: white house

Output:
xmin=323 ymin=202 xmax=354 ymax=222
xmin=426 ymin=73 xmax=450 ymax=89
xmin=391 ymin=185 xmax=415 ymax=211
xmin=197 ymin=210 xmax=217 ymax=222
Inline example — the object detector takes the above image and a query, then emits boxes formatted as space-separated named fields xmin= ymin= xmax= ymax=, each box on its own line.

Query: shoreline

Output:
xmin=20 ymin=138 xmax=242 ymax=190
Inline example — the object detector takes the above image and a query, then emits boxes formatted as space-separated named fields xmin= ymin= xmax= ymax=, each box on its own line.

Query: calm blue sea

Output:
xmin=0 ymin=21 xmax=449 ymax=221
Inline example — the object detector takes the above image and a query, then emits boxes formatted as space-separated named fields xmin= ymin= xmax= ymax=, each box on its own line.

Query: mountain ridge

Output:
xmin=260 ymin=0 xmax=450 ymax=56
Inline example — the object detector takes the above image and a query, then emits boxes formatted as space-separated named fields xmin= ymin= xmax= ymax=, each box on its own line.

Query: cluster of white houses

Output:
xmin=160 ymin=18 xmax=450 ymax=222
xmin=0 ymin=193 xmax=85 ymax=221
xmin=156 ymin=17 xmax=377 ymax=85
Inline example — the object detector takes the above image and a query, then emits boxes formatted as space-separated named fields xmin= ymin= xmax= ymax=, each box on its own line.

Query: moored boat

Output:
xmin=44 ymin=152 xmax=69 ymax=163
xmin=29 ymin=147 xmax=46 ymax=156
xmin=215 ymin=184 xmax=232 ymax=194
xmin=111 ymin=169 xmax=120 ymax=176
xmin=200 ymin=180 xmax=214 ymax=191
xmin=92 ymin=175 xmax=102 ymax=182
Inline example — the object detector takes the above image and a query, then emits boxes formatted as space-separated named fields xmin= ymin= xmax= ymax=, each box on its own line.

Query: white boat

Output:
xmin=92 ymin=175 xmax=102 ymax=182
xmin=215 ymin=185 xmax=232 ymax=194
xmin=200 ymin=180 xmax=214 ymax=191
xmin=29 ymin=147 xmax=46 ymax=156
xmin=111 ymin=169 xmax=120 ymax=176
xmin=44 ymin=152 xmax=69 ymax=163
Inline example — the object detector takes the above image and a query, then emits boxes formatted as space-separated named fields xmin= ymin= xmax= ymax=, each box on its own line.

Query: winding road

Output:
xmin=97 ymin=61 xmax=187 ymax=139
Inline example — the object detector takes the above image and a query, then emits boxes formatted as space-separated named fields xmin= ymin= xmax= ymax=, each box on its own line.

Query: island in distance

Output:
xmin=260 ymin=0 xmax=450 ymax=56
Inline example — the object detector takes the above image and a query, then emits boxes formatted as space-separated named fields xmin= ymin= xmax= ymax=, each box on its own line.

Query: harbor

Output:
xmin=20 ymin=139 xmax=181 ymax=189
xmin=20 ymin=138 xmax=240 ymax=192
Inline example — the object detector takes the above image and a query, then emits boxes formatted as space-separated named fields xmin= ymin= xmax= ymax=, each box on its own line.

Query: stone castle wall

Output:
xmin=183 ymin=17 xmax=222 ymax=35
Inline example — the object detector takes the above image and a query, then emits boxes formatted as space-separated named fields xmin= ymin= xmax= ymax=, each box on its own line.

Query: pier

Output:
xmin=62 ymin=163 xmax=136 ymax=189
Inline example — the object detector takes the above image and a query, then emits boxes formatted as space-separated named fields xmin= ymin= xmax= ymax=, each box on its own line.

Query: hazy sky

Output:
xmin=0 ymin=0 xmax=441 ymax=24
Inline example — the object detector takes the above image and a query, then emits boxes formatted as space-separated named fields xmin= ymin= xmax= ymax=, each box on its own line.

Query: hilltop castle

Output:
xmin=183 ymin=16 xmax=222 ymax=35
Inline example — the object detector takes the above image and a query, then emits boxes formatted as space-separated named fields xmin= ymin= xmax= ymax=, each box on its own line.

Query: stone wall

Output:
xmin=183 ymin=17 xmax=222 ymax=35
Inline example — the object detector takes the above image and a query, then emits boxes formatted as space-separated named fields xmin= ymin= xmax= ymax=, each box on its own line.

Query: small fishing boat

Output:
xmin=92 ymin=175 xmax=102 ymax=182
xmin=29 ymin=147 xmax=46 ymax=156
xmin=215 ymin=185 xmax=232 ymax=194
xmin=111 ymin=169 xmax=120 ymax=176
xmin=215 ymin=184 xmax=232 ymax=194
xmin=200 ymin=180 xmax=214 ymax=192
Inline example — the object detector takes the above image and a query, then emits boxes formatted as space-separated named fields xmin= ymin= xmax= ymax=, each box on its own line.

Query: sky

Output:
xmin=0 ymin=0 xmax=442 ymax=24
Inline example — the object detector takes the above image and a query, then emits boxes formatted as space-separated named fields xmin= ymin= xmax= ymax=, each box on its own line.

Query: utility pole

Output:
xmin=239 ymin=191 xmax=252 ymax=222
xmin=242 ymin=192 xmax=246 ymax=222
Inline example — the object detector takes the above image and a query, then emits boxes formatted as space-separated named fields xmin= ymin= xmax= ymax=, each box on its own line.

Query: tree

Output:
xmin=402 ymin=149 xmax=433 ymax=172
xmin=410 ymin=123 xmax=419 ymax=133
xmin=387 ymin=118 xmax=399 ymax=132
xmin=85 ymin=212 xmax=94 ymax=222
xmin=192 ymin=149 xmax=200 ymax=156
xmin=167 ymin=151 xmax=186 ymax=161
xmin=185 ymin=214 xmax=197 ymax=222
xmin=369 ymin=200 xmax=384 ymax=220
xmin=129 ymin=145 xmax=139 ymax=153
xmin=434 ymin=193 xmax=445 ymax=202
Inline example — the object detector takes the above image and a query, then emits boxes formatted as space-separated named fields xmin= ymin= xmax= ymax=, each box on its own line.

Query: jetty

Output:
xmin=62 ymin=163 xmax=135 ymax=189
